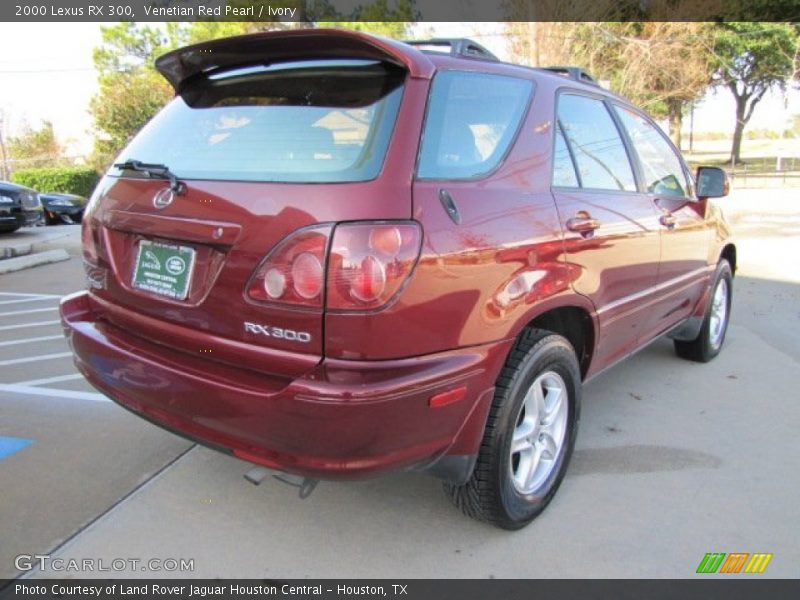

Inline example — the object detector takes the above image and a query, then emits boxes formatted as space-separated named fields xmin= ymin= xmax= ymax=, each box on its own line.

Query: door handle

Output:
xmin=660 ymin=213 xmax=677 ymax=228
xmin=566 ymin=214 xmax=601 ymax=234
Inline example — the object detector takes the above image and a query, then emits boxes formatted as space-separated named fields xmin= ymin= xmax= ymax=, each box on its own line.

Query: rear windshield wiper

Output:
xmin=113 ymin=160 xmax=186 ymax=195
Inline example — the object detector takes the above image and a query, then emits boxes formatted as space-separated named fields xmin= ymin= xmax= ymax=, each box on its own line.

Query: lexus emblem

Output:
xmin=153 ymin=187 xmax=175 ymax=209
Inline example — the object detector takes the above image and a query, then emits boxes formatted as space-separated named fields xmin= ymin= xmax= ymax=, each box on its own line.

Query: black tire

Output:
xmin=674 ymin=260 xmax=733 ymax=363
xmin=444 ymin=329 xmax=581 ymax=529
xmin=0 ymin=225 xmax=21 ymax=234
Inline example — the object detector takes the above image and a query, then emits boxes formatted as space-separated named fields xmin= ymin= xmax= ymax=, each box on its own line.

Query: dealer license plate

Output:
xmin=132 ymin=240 xmax=195 ymax=300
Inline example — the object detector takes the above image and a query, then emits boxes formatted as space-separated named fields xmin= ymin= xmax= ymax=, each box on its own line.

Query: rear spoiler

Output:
xmin=155 ymin=28 xmax=435 ymax=92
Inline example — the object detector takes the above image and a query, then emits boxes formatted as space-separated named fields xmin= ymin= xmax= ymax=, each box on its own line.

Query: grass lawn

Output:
xmin=682 ymin=138 xmax=800 ymax=187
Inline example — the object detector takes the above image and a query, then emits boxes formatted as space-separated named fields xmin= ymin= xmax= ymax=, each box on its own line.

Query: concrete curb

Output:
xmin=0 ymin=249 xmax=71 ymax=275
xmin=31 ymin=229 xmax=82 ymax=256
xmin=0 ymin=242 xmax=33 ymax=260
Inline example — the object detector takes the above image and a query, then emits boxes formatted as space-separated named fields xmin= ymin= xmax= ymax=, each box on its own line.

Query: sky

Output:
xmin=0 ymin=23 xmax=102 ymax=156
xmin=0 ymin=21 xmax=798 ymax=158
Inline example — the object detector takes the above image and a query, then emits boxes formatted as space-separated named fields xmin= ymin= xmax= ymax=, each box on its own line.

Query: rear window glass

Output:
xmin=417 ymin=71 xmax=532 ymax=179
xmin=111 ymin=60 xmax=405 ymax=183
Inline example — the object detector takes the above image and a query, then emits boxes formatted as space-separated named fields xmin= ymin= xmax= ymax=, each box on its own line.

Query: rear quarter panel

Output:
xmin=326 ymin=70 xmax=592 ymax=360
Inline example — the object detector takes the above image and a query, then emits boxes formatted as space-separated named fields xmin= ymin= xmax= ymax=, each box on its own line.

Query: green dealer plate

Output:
xmin=132 ymin=240 xmax=196 ymax=300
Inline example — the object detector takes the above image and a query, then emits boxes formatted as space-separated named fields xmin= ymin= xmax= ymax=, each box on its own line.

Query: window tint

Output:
xmin=614 ymin=106 xmax=691 ymax=197
xmin=418 ymin=71 xmax=532 ymax=179
xmin=553 ymin=125 xmax=579 ymax=187
xmin=557 ymin=94 xmax=636 ymax=192
xmin=111 ymin=60 xmax=404 ymax=183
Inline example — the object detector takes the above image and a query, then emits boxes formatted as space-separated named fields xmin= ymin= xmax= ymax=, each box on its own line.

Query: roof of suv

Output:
xmin=409 ymin=43 xmax=629 ymax=106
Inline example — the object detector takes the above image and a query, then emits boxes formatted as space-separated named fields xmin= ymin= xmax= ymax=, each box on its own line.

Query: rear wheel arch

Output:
xmin=720 ymin=243 xmax=736 ymax=275
xmin=437 ymin=303 xmax=594 ymax=487
xmin=517 ymin=305 xmax=595 ymax=379
xmin=444 ymin=328 xmax=582 ymax=528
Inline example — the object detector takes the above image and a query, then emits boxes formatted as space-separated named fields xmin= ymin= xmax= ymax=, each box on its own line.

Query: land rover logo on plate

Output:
xmin=165 ymin=256 xmax=186 ymax=276
xmin=153 ymin=187 xmax=175 ymax=209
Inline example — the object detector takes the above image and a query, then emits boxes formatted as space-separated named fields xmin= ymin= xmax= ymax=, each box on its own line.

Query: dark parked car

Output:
xmin=0 ymin=181 xmax=44 ymax=233
xmin=60 ymin=30 xmax=735 ymax=529
xmin=40 ymin=192 xmax=87 ymax=225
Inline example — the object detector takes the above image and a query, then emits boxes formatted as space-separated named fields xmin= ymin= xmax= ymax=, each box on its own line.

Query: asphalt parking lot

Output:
xmin=0 ymin=190 xmax=798 ymax=579
xmin=0 ymin=234 xmax=191 ymax=580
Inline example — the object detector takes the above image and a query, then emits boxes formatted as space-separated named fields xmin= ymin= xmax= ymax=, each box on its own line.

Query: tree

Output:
xmin=712 ymin=22 xmax=799 ymax=163
xmin=319 ymin=0 xmax=415 ymax=37
xmin=92 ymin=22 xmax=169 ymax=76
xmin=6 ymin=120 xmax=63 ymax=170
xmin=622 ymin=23 xmax=715 ymax=149
xmin=89 ymin=24 xmax=173 ymax=168
xmin=510 ymin=22 xmax=714 ymax=147
xmin=89 ymin=72 xmax=173 ymax=167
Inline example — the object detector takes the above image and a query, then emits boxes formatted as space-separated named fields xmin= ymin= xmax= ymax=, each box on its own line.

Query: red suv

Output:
xmin=61 ymin=29 xmax=734 ymax=529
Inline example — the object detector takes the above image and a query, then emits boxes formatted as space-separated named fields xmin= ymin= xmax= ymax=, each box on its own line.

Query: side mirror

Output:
xmin=696 ymin=166 xmax=730 ymax=199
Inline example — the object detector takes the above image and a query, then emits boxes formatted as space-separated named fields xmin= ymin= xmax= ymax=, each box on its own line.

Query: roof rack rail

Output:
xmin=541 ymin=66 xmax=600 ymax=87
xmin=403 ymin=38 xmax=499 ymax=62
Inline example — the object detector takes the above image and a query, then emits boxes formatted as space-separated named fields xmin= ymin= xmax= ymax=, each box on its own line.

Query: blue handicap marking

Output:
xmin=0 ymin=437 xmax=33 ymax=460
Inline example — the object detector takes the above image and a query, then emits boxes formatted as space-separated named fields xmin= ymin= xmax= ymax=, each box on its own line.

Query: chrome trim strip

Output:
xmin=597 ymin=266 xmax=710 ymax=316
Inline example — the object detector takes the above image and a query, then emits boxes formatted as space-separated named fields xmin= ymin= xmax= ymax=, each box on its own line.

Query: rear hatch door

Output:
xmin=88 ymin=30 xmax=429 ymax=377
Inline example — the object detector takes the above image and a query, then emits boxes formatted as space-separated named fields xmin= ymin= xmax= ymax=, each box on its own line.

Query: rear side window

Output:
xmin=111 ymin=60 xmax=404 ymax=183
xmin=556 ymin=94 xmax=636 ymax=192
xmin=418 ymin=71 xmax=532 ymax=179
xmin=552 ymin=125 xmax=579 ymax=187
xmin=614 ymin=106 xmax=692 ymax=198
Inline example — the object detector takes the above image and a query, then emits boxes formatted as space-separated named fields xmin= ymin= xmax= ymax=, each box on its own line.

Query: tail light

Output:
xmin=247 ymin=222 xmax=421 ymax=311
xmin=81 ymin=177 xmax=109 ymax=267
xmin=327 ymin=223 xmax=421 ymax=311
xmin=81 ymin=218 xmax=100 ymax=265
xmin=247 ymin=225 xmax=332 ymax=309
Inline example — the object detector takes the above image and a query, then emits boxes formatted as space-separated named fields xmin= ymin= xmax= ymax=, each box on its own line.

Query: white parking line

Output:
xmin=13 ymin=373 xmax=84 ymax=386
xmin=0 ymin=335 xmax=64 ymax=347
xmin=0 ymin=383 xmax=108 ymax=402
xmin=0 ymin=292 xmax=60 ymax=298
xmin=0 ymin=306 xmax=59 ymax=317
xmin=0 ymin=320 xmax=61 ymax=331
xmin=0 ymin=352 xmax=73 ymax=367
xmin=0 ymin=296 xmax=59 ymax=306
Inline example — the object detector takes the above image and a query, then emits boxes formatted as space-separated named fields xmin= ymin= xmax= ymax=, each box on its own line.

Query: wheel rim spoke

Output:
xmin=542 ymin=385 xmax=562 ymax=423
xmin=523 ymin=444 xmax=546 ymax=489
xmin=538 ymin=431 xmax=557 ymax=460
xmin=511 ymin=420 xmax=535 ymax=454
xmin=709 ymin=278 xmax=728 ymax=348
xmin=532 ymin=382 xmax=546 ymax=416
xmin=510 ymin=370 xmax=569 ymax=495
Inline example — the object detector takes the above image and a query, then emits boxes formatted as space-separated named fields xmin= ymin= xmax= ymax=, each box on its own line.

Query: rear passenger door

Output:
xmin=612 ymin=105 xmax=712 ymax=340
xmin=551 ymin=92 xmax=661 ymax=373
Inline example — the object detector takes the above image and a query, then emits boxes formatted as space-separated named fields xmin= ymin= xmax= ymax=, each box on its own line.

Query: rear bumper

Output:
xmin=60 ymin=291 xmax=510 ymax=482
